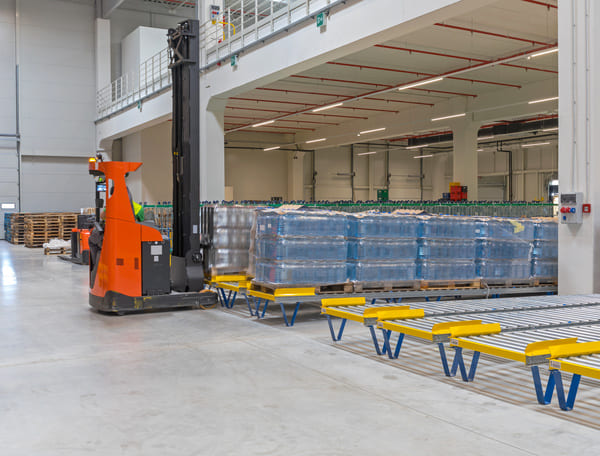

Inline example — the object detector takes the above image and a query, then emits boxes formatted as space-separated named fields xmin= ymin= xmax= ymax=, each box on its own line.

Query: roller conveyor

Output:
xmin=379 ymin=305 xmax=600 ymax=344
xmin=543 ymin=342 xmax=600 ymax=411
xmin=323 ymin=294 xmax=600 ymax=328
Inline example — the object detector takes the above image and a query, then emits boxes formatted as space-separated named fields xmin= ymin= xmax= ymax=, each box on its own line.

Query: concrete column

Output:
xmin=200 ymin=95 xmax=225 ymax=201
xmin=95 ymin=18 xmax=111 ymax=92
xmin=557 ymin=0 xmax=600 ymax=294
xmin=451 ymin=118 xmax=480 ymax=200
xmin=431 ymin=153 xmax=448 ymax=199
xmin=287 ymin=151 xmax=304 ymax=201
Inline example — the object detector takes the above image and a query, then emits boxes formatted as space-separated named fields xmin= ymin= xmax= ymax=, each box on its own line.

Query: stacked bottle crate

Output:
xmin=531 ymin=219 xmax=558 ymax=283
xmin=417 ymin=216 xmax=478 ymax=283
xmin=201 ymin=205 xmax=255 ymax=277
xmin=347 ymin=213 xmax=419 ymax=289
xmin=475 ymin=218 xmax=536 ymax=284
xmin=254 ymin=211 xmax=348 ymax=285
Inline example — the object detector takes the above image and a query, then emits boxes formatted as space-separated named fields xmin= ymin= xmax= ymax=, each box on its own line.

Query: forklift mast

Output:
xmin=167 ymin=20 xmax=204 ymax=292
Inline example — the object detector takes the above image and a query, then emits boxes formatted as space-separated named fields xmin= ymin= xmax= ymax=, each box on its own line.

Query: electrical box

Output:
xmin=559 ymin=192 xmax=584 ymax=224
xmin=210 ymin=5 xmax=220 ymax=23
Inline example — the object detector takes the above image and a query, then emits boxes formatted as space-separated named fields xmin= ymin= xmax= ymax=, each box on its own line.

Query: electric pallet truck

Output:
xmin=87 ymin=19 xmax=217 ymax=313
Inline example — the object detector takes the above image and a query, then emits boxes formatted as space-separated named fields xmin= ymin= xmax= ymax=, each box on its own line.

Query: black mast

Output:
xmin=167 ymin=20 xmax=204 ymax=292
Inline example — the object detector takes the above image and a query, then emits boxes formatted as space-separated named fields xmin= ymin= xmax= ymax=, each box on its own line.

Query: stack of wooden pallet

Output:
xmin=4 ymin=213 xmax=27 ymax=244
xmin=24 ymin=213 xmax=78 ymax=248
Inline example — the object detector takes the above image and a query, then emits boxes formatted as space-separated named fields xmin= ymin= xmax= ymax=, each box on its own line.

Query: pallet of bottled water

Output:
xmin=253 ymin=210 xmax=350 ymax=288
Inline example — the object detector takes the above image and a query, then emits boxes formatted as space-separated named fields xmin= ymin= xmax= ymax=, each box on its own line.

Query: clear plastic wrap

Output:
xmin=348 ymin=238 xmax=418 ymax=261
xmin=256 ymin=211 xmax=347 ymax=237
xmin=476 ymin=259 xmax=532 ymax=280
xmin=257 ymin=237 xmax=347 ymax=261
xmin=348 ymin=214 xmax=420 ymax=238
xmin=347 ymin=260 xmax=417 ymax=282
xmin=255 ymin=261 xmax=347 ymax=285
xmin=418 ymin=260 xmax=477 ymax=281
xmin=531 ymin=259 xmax=558 ymax=279
xmin=532 ymin=240 xmax=558 ymax=259
xmin=418 ymin=239 xmax=476 ymax=260
xmin=475 ymin=239 xmax=532 ymax=260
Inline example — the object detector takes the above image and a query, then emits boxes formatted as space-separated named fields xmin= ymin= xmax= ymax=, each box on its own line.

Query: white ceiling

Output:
xmin=224 ymin=0 xmax=558 ymax=147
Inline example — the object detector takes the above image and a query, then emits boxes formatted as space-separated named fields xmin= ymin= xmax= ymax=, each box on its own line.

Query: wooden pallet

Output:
xmin=44 ymin=247 xmax=71 ymax=255
xmin=481 ymin=278 xmax=535 ymax=288
xmin=531 ymin=277 xmax=558 ymax=286
xmin=420 ymin=279 xmax=481 ymax=290
xmin=250 ymin=281 xmax=353 ymax=295
xmin=353 ymin=280 xmax=421 ymax=293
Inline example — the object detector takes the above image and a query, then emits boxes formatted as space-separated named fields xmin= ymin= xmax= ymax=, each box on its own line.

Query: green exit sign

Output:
xmin=316 ymin=12 xmax=326 ymax=28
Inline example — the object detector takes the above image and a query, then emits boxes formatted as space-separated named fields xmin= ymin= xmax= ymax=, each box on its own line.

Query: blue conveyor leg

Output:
xmin=326 ymin=315 xmax=347 ymax=341
xmin=368 ymin=326 xmax=383 ymax=356
xmin=244 ymin=294 xmax=255 ymax=316
xmin=531 ymin=365 xmax=556 ymax=405
xmin=549 ymin=369 xmax=581 ymax=411
xmin=280 ymin=301 xmax=301 ymax=327
xmin=381 ymin=329 xmax=404 ymax=359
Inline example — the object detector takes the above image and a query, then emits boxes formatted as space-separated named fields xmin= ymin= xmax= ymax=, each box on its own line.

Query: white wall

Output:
xmin=109 ymin=8 xmax=191 ymax=79
xmin=225 ymin=148 xmax=289 ymax=201
xmin=140 ymin=121 xmax=171 ymax=204
xmin=0 ymin=0 xmax=96 ymax=223
xmin=18 ymin=0 xmax=95 ymax=158
xmin=478 ymin=142 xmax=558 ymax=201
xmin=121 ymin=26 xmax=169 ymax=83
xmin=21 ymin=156 xmax=94 ymax=212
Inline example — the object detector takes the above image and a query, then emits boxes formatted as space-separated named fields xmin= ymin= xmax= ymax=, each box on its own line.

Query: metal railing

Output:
xmin=96 ymin=0 xmax=342 ymax=118
xmin=96 ymin=48 xmax=171 ymax=118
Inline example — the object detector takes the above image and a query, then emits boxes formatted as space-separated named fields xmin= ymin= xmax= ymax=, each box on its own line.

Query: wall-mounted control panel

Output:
xmin=559 ymin=192 xmax=584 ymax=224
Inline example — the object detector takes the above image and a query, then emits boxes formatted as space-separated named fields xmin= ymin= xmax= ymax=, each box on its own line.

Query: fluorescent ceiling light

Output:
xmin=406 ymin=144 xmax=429 ymax=149
xmin=312 ymin=102 xmax=343 ymax=113
xmin=253 ymin=120 xmax=275 ymax=127
xmin=357 ymin=151 xmax=377 ymax=156
xmin=263 ymin=146 xmax=281 ymax=151
xmin=358 ymin=127 xmax=386 ymax=135
xmin=478 ymin=135 xmax=494 ymax=141
xmin=306 ymin=138 xmax=326 ymax=144
xmin=477 ymin=149 xmax=484 ymax=152
xmin=522 ymin=142 xmax=550 ymax=148
xmin=398 ymin=77 xmax=444 ymax=91
xmin=431 ymin=113 xmax=466 ymax=122
xmin=542 ymin=127 xmax=559 ymax=132
xmin=528 ymin=48 xmax=558 ymax=59
xmin=528 ymin=96 xmax=558 ymax=104
xmin=413 ymin=154 xmax=433 ymax=159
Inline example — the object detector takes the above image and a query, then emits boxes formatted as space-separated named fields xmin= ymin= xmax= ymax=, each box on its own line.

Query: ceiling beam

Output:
xmin=288 ymin=78 xmax=558 ymax=149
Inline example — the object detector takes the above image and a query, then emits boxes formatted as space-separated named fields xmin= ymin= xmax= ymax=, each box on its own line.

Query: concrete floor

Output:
xmin=1 ymin=241 xmax=599 ymax=455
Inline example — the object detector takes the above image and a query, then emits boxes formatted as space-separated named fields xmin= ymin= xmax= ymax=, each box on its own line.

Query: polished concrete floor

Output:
xmin=1 ymin=241 xmax=599 ymax=455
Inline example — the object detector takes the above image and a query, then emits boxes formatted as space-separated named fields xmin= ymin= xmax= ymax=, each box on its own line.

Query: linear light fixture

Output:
xmin=528 ymin=96 xmax=558 ymax=104
xmin=306 ymin=138 xmax=326 ymax=144
xmin=413 ymin=154 xmax=433 ymax=159
xmin=528 ymin=48 xmax=558 ymax=59
xmin=312 ymin=102 xmax=343 ymax=113
xmin=398 ymin=77 xmax=444 ymax=91
xmin=542 ymin=127 xmax=559 ymax=132
xmin=263 ymin=146 xmax=281 ymax=151
xmin=357 ymin=151 xmax=377 ymax=156
xmin=406 ymin=144 xmax=429 ymax=149
xmin=478 ymin=135 xmax=494 ymax=141
xmin=431 ymin=112 xmax=466 ymax=122
xmin=522 ymin=142 xmax=550 ymax=148
xmin=252 ymin=120 xmax=275 ymax=127
xmin=358 ymin=127 xmax=386 ymax=135
xmin=477 ymin=149 xmax=484 ymax=152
